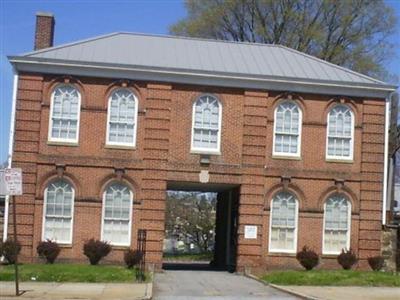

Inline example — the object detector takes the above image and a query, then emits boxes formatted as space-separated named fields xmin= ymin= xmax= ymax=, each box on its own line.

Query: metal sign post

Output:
xmin=0 ymin=168 xmax=23 ymax=296
xmin=12 ymin=195 xmax=19 ymax=296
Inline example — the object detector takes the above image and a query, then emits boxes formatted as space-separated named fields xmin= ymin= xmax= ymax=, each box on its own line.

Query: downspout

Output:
xmin=382 ymin=92 xmax=396 ymax=225
xmin=3 ymin=71 xmax=19 ymax=241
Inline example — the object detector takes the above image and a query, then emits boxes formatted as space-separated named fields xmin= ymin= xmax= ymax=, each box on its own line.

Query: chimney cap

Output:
xmin=36 ymin=11 xmax=54 ymax=17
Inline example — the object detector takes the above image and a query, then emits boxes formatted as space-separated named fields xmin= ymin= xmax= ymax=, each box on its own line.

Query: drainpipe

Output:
xmin=3 ymin=71 xmax=19 ymax=242
xmin=382 ymin=91 xmax=397 ymax=225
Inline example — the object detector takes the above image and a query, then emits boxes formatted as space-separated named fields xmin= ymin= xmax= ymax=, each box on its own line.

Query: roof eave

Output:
xmin=8 ymin=56 xmax=397 ymax=99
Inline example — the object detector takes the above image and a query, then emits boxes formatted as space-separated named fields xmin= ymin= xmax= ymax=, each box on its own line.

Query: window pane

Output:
xmin=324 ymin=194 xmax=350 ymax=253
xmin=274 ymin=101 xmax=300 ymax=155
xmin=103 ymin=220 xmax=130 ymax=245
xmin=327 ymin=105 xmax=353 ymax=158
xmin=44 ymin=217 xmax=72 ymax=242
xmin=44 ymin=180 xmax=74 ymax=243
xmin=50 ymin=85 xmax=80 ymax=141
xmin=102 ymin=183 xmax=132 ymax=245
xmin=270 ymin=227 xmax=295 ymax=251
xmin=107 ymin=89 xmax=137 ymax=145
xmin=45 ymin=181 xmax=73 ymax=218
xmin=270 ymin=192 xmax=297 ymax=251
xmin=192 ymin=95 xmax=221 ymax=150
xmin=193 ymin=128 xmax=218 ymax=149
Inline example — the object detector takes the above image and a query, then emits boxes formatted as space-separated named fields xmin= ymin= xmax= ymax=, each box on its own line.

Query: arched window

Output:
xmin=191 ymin=94 xmax=222 ymax=153
xmin=323 ymin=194 xmax=351 ymax=254
xmin=273 ymin=101 xmax=302 ymax=157
xmin=326 ymin=105 xmax=354 ymax=160
xmin=106 ymin=88 xmax=138 ymax=147
xmin=269 ymin=191 xmax=298 ymax=253
xmin=101 ymin=183 xmax=133 ymax=246
xmin=48 ymin=84 xmax=81 ymax=143
xmin=42 ymin=180 xmax=74 ymax=244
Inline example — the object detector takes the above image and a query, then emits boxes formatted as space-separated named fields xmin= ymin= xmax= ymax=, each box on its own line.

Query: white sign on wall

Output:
xmin=244 ymin=225 xmax=257 ymax=239
xmin=0 ymin=168 xmax=23 ymax=196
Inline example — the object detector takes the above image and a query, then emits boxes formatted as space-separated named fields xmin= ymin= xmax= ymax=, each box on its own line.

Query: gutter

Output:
xmin=8 ymin=57 xmax=397 ymax=98
xmin=382 ymin=92 xmax=397 ymax=225
xmin=3 ymin=72 xmax=18 ymax=242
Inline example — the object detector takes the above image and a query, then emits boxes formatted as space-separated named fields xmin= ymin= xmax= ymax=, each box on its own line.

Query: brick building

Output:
xmin=4 ymin=13 xmax=398 ymax=272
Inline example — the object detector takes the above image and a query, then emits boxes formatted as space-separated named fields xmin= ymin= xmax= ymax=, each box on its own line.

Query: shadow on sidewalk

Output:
xmin=162 ymin=262 xmax=226 ymax=271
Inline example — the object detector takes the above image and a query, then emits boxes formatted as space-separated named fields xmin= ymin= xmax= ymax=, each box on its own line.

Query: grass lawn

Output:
xmin=0 ymin=264 xmax=146 ymax=283
xmin=261 ymin=270 xmax=400 ymax=287
xmin=163 ymin=252 xmax=213 ymax=261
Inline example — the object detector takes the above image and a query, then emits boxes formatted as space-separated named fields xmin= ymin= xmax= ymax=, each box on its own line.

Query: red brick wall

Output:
xmin=9 ymin=72 xmax=385 ymax=271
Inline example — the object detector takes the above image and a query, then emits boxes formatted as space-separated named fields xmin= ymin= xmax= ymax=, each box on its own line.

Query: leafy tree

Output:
xmin=170 ymin=0 xmax=397 ymax=80
xmin=165 ymin=191 xmax=216 ymax=253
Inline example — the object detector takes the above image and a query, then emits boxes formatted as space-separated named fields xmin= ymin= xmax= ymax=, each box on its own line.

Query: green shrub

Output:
xmin=367 ymin=255 xmax=384 ymax=271
xmin=296 ymin=246 xmax=319 ymax=270
xmin=0 ymin=238 xmax=21 ymax=264
xmin=123 ymin=249 xmax=143 ymax=269
xmin=337 ymin=248 xmax=357 ymax=270
xmin=37 ymin=240 xmax=61 ymax=264
xmin=83 ymin=239 xmax=111 ymax=265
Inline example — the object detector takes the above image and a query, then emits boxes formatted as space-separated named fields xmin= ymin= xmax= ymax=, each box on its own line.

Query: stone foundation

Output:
xmin=381 ymin=226 xmax=399 ymax=272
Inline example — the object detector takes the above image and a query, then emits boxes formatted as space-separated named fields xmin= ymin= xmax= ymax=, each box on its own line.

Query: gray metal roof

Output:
xmin=9 ymin=32 xmax=397 ymax=97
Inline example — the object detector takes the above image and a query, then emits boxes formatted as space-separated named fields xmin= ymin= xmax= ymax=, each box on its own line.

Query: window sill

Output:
xmin=42 ymin=242 xmax=72 ymax=248
xmin=326 ymin=158 xmax=354 ymax=164
xmin=110 ymin=245 xmax=131 ymax=250
xmin=268 ymin=251 xmax=297 ymax=257
xmin=190 ymin=149 xmax=221 ymax=156
xmin=105 ymin=144 xmax=136 ymax=150
xmin=321 ymin=253 xmax=341 ymax=258
xmin=47 ymin=140 xmax=79 ymax=147
xmin=272 ymin=154 xmax=301 ymax=160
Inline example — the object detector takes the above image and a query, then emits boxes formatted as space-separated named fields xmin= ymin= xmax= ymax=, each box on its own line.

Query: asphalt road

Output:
xmin=153 ymin=270 xmax=299 ymax=300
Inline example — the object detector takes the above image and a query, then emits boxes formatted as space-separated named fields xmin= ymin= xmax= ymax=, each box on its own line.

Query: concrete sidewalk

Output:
xmin=277 ymin=286 xmax=400 ymax=300
xmin=0 ymin=281 xmax=152 ymax=300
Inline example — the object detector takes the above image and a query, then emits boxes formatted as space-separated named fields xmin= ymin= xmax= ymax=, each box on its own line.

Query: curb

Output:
xmin=244 ymin=273 xmax=320 ymax=300
xmin=268 ymin=284 xmax=320 ymax=300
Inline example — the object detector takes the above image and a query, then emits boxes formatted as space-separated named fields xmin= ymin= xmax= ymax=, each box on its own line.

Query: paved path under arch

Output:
xmin=153 ymin=270 xmax=299 ymax=300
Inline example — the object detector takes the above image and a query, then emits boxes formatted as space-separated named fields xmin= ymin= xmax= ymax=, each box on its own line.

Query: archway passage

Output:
xmin=163 ymin=182 xmax=240 ymax=272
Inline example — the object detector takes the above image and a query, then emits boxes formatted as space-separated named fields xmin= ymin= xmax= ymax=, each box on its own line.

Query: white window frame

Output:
xmin=48 ymin=84 xmax=81 ymax=144
xmin=105 ymin=88 xmax=139 ymax=148
xmin=272 ymin=101 xmax=302 ymax=158
xmin=322 ymin=195 xmax=351 ymax=255
xmin=41 ymin=180 xmax=75 ymax=245
xmin=100 ymin=183 xmax=133 ymax=247
xmin=326 ymin=105 xmax=354 ymax=161
xmin=190 ymin=94 xmax=222 ymax=154
xmin=268 ymin=192 xmax=299 ymax=253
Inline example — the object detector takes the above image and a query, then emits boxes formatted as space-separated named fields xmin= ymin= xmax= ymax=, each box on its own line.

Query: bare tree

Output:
xmin=165 ymin=192 xmax=216 ymax=252
xmin=170 ymin=0 xmax=397 ymax=80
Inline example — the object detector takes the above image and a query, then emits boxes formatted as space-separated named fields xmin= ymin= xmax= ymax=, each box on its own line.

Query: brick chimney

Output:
xmin=34 ymin=12 xmax=55 ymax=50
